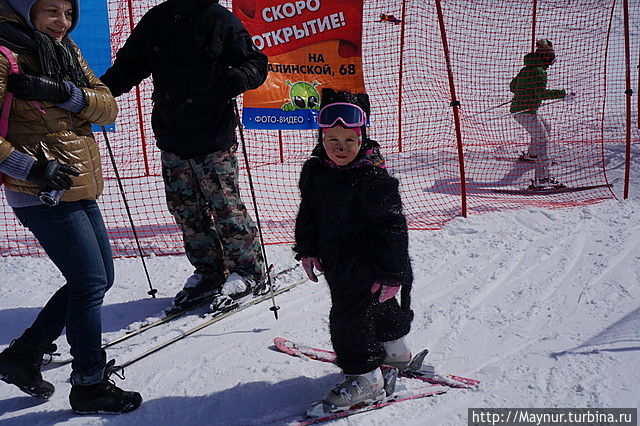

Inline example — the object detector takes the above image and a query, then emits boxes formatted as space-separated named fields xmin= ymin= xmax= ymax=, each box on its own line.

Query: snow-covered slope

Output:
xmin=0 ymin=140 xmax=638 ymax=425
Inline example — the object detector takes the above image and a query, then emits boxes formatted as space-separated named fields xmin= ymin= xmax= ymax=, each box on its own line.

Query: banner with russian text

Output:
xmin=233 ymin=0 xmax=365 ymax=129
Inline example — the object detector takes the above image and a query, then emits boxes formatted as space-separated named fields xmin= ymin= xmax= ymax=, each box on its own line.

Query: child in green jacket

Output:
xmin=510 ymin=39 xmax=573 ymax=190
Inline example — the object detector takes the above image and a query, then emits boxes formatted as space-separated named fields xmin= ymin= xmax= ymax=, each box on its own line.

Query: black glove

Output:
xmin=217 ymin=68 xmax=247 ymax=100
xmin=7 ymin=73 xmax=72 ymax=103
xmin=27 ymin=159 xmax=80 ymax=191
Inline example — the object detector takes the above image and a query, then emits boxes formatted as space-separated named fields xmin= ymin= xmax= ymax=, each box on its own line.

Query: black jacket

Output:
xmin=293 ymin=144 xmax=413 ymax=308
xmin=100 ymin=0 xmax=268 ymax=159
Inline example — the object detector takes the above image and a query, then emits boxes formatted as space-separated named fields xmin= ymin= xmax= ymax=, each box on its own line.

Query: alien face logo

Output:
xmin=282 ymin=80 xmax=321 ymax=111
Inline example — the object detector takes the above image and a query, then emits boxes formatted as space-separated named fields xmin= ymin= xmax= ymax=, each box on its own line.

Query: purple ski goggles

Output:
xmin=317 ymin=102 xmax=367 ymax=128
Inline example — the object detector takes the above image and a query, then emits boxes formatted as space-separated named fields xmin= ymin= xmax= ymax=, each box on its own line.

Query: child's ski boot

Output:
xmin=305 ymin=367 xmax=399 ymax=417
xmin=383 ymin=337 xmax=413 ymax=370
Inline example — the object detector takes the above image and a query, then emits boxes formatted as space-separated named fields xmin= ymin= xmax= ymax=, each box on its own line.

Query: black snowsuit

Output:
xmin=100 ymin=0 xmax=267 ymax=159
xmin=293 ymin=141 xmax=414 ymax=375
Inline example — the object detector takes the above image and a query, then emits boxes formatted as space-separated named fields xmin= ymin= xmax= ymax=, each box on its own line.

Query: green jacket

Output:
xmin=510 ymin=52 xmax=565 ymax=114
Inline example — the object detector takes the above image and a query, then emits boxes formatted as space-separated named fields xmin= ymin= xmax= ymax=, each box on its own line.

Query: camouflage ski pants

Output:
xmin=161 ymin=145 xmax=264 ymax=286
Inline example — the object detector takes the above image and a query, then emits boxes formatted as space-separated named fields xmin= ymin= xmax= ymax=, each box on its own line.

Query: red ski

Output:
xmin=273 ymin=337 xmax=479 ymax=389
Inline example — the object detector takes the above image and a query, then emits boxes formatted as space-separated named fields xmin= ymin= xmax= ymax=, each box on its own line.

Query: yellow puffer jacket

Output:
xmin=0 ymin=3 xmax=117 ymax=201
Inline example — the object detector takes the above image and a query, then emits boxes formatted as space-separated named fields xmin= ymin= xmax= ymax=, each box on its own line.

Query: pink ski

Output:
xmin=295 ymin=385 xmax=448 ymax=425
xmin=273 ymin=337 xmax=480 ymax=389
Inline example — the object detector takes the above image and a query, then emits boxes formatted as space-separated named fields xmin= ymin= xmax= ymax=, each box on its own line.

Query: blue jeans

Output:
xmin=13 ymin=200 xmax=114 ymax=385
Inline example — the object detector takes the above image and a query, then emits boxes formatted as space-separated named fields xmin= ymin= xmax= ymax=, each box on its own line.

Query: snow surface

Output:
xmin=0 ymin=141 xmax=639 ymax=424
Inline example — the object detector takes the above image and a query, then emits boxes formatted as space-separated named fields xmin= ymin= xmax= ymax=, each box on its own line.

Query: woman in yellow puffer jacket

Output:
xmin=0 ymin=0 xmax=141 ymax=414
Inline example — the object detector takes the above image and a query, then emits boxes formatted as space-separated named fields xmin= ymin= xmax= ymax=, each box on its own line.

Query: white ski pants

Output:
xmin=512 ymin=112 xmax=551 ymax=180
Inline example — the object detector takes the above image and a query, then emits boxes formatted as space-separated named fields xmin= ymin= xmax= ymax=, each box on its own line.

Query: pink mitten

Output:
xmin=301 ymin=257 xmax=323 ymax=282
xmin=371 ymin=280 xmax=401 ymax=303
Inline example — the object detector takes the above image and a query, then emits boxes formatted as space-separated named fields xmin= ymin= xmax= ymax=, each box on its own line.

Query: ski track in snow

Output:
xmin=1 ymin=141 xmax=640 ymax=424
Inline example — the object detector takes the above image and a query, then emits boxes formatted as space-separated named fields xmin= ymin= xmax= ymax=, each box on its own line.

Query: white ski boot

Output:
xmin=518 ymin=151 xmax=538 ymax=162
xmin=383 ymin=337 xmax=413 ymax=370
xmin=306 ymin=367 xmax=399 ymax=417
xmin=528 ymin=177 xmax=565 ymax=191
xmin=209 ymin=273 xmax=254 ymax=312
xmin=221 ymin=272 xmax=254 ymax=297
xmin=324 ymin=368 xmax=385 ymax=408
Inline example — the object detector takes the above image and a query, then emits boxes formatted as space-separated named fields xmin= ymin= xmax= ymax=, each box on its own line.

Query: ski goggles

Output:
xmin=316 ymin=102 xmax=367 ymax=128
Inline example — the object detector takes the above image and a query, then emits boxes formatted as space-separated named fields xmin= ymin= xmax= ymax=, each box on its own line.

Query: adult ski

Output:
xmin=117 ymin=277 xmax=310 ymax=368
xmin=273 ymin=337 xmax=479 ymax=388
xmin=51 ymin=266 xmax=299 ymax=364
xmin=102 ymin=265 xmax=298 ymax=348
xmin=492 ymin=183 xmax=612 ymax=196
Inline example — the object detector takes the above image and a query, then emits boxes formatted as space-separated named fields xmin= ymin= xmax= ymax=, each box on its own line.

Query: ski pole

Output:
xmin=232 ymin=99 xmax=280 ymax=320
xmin=49 ymin=265 xmax=302 ymax=365
xmin=486 ymin=98 xmax=569 ymax=121
xmin=511 ymin=97 xmax=566 ymax=116
xmin=118 ymin=275 xmax=309 ymax=369
xmin=467 ymin=100 xmax=511 ymax=118
xmin=100 ymin=126 xmax=157 ymax=298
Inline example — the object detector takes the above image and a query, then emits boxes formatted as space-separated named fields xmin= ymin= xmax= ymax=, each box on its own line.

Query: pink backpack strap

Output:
xmin=0 ymin=46 xmax=19 ymax=186
xmin=0 ymin=46 xmax=19 ymax=138
xmin=0 ymin=46 xmax=19 ymax=74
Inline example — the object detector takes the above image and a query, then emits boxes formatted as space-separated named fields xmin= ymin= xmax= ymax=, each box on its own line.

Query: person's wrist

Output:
xmin=0 ymin=151 xmax=36 ymax=180
xmin=26 ymin=159 xmax=47 ymax=182
xmin=53 ymin=81 xmax=72 ymax=103
xmin=56 ymin=82 xmax=85 ymax=112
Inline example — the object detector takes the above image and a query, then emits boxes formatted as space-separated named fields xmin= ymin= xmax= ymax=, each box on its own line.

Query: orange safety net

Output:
xmin=1 ymin=0 xmax=637 ymax=257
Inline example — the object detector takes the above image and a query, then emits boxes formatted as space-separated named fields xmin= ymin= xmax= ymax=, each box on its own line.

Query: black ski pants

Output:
xmin=326 ymin=268 xmax=413 ymax=375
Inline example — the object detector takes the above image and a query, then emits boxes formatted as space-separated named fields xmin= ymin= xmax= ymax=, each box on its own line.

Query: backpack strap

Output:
xmin=0 ymin=46 xmax=19 ymax=138
xmin=0 ymin=46 xmax=19 ymax=74
xmin=0 ymin=46 xmax=20 ymax=186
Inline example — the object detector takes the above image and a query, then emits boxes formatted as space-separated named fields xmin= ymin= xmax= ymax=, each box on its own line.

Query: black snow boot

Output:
xmin=0 ymin=339 xmax=55 ymax=399
xmin=69 ymin=360 xmax=142 ymax=415
xmin=171 ymin=273 xmax=222 ymax=309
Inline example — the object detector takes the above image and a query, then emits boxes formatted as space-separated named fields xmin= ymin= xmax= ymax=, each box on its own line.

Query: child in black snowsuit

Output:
xmin=293 ymin=88 xmax=414 ymax=410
